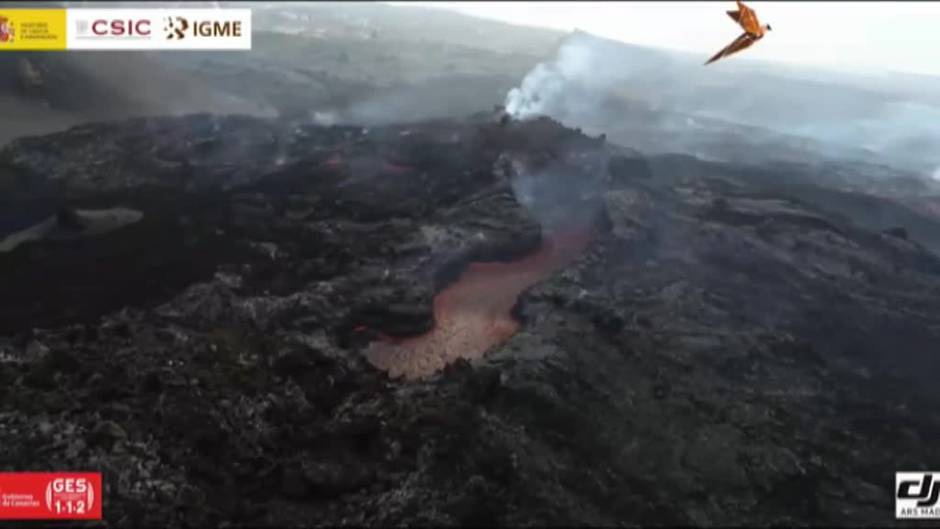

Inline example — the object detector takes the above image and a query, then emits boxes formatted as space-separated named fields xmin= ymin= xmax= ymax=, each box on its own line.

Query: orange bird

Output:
xmin=705 ymin=0 xmax=772 ymax=65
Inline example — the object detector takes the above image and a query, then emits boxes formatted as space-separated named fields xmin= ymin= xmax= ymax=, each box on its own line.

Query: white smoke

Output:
xmin=311 ymin=111 xmax=339 ymax=126
xmin=505 ymin=63 xmax=566 ymax=119
xmin=509 ymin=172 xmax=538 ymax=210
xmin=932 ymin=166 xmax=940 ymax=182
xmin=504 ymin=32 xmax=633 ymax=121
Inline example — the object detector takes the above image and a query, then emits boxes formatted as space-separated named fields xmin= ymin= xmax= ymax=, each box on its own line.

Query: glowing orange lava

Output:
xmin=365 ymin=227 xmax=592 ymax=380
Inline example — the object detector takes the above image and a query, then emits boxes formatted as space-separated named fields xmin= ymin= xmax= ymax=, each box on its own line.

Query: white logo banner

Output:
xmin=66 ymin=8 xmax=251 ymax=50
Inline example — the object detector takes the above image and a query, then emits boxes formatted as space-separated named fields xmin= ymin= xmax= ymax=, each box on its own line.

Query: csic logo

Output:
xmin=897 ymin=472 xmax=940 ymax=519
xmin=74 ymin=17 xmax=151 ymax=38
xmin=0 ymin=15 xmax=14 ymax=43
xmin=94 ymin=19 xmax=150 ymax=37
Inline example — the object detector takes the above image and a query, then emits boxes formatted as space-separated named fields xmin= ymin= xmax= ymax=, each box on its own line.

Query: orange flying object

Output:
xmin=705 ymin=0 xmax=772 ymax=65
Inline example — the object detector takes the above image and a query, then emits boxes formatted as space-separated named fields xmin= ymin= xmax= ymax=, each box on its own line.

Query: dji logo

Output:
xmin=897 ymin=472 xmax=940 ymax=519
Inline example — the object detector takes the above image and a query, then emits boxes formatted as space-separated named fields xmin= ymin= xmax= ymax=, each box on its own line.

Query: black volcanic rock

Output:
xmin=884 ymin=225 xmax=908 ymax=240
xmin=0 ymin=113 xmax=938 ymax=527
xmin=55 ymin=207 xmax=84 ymax=231
xmin=607 ymin=154 xmax=652 ymax=183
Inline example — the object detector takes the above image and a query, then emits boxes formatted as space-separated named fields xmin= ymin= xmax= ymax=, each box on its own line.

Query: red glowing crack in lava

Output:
xmin=365 ymin=227 xmax=592 ymax=380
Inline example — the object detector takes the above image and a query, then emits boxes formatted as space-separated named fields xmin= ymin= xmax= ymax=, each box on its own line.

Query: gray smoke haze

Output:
xmin=0 ymin=52 xmax=275 ymax=147
xmin=498 ymin=142 xmax=612 ymax=233
xmin=504 ymin=31 xmax=940 ymax=178
xmin=326 ymin=75 xmax=517 ymax=126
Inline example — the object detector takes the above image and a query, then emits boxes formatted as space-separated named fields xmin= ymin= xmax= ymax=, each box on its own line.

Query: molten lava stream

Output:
xmin=365 ymin=227 xmax=592 ymax=380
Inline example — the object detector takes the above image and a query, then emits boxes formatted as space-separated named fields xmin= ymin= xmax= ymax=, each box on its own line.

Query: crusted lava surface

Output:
xmin=1 ymin=113 xmax=939 ymax=526
xmin=365 ymin=226 xmax=594 ymax=380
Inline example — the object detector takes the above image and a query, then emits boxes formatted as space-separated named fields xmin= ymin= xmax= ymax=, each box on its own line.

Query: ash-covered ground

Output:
xmin=1 ymin=112 xmax=940 ymax=526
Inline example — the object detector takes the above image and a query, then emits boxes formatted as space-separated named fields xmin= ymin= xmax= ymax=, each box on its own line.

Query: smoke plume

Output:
xmin=504 ymin=32 xmax=633 ymax=122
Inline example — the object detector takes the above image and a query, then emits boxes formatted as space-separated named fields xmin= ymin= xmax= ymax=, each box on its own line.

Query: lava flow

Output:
xmin=365 ymin=227 xmax=593 ymax=380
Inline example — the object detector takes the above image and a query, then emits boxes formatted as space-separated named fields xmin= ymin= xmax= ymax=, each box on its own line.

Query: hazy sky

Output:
xmin=394 ymin=2 xmax=940 ymax=77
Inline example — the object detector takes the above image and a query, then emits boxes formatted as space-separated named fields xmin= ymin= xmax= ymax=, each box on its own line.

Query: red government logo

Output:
xmin=45 ymin=477 xmax=95 ymax=516
xmin=0 ymin=472 xmax=102 ymax=520
xmin=0 ymin=16 xmax=15 ymax=43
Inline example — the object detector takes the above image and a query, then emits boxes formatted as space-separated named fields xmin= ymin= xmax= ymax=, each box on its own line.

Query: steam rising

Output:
xmin=501 ymin=147 xmax=610 ymax=234
xmin=505 ymin=32 xmax=631 ymax=121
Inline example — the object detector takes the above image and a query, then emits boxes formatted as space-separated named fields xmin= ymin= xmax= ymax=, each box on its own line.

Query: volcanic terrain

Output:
xmin=1 ymin=112 xmax=939 ymax=526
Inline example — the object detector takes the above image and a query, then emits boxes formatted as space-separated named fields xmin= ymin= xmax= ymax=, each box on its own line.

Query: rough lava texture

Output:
xmin=365 ymin=226 xmax=594 ymax=380
xmin=1 ymin=113 xmax=939 ymax=527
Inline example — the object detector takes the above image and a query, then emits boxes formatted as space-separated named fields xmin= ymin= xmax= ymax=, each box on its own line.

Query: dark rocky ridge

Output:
xmin=0 ymin=113 xmax=938 ymax=526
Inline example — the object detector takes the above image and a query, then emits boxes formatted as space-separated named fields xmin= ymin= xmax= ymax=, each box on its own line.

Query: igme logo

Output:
xmin=194 ymin=20 xmax=242 ymax=38
xmin=164 ymin=15 xmax=242 ymax=40
xmin=897 ymin=472 xmax=940 ymax=519
xmin=163 ymin=15 xmax=188 ymax=40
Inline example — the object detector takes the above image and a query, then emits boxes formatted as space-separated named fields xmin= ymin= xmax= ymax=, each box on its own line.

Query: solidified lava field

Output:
xmin=1 ymin=112 xmax=940 ymax=527
xmin=366 ymin=227 xmax=593 ymax=380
